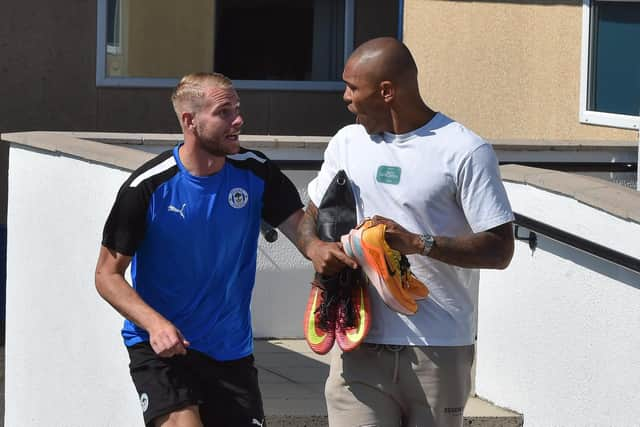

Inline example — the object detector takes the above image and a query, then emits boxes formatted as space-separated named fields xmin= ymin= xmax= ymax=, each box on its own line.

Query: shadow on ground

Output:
xmin=255 ymin=339 xmax=330 ymax=427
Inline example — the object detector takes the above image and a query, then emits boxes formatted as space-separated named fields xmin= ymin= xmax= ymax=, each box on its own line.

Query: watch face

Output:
xmin=421 ymin=234 xmax=433 ymax=255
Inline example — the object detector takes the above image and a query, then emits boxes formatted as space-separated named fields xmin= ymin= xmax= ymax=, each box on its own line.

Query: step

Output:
xmin=256 ymin=339 xmax=522 ymax=427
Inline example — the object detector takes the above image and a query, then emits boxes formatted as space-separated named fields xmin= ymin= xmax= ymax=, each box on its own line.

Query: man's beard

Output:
xmin=195 ymin=125 xmax=231 ymax=157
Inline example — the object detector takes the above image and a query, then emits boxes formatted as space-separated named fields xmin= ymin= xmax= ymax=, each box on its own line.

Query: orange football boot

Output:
xmin=343 ymin=223 xmax=428 ymax=315
xmin=399 ymin=254 xmax=429 ymax=300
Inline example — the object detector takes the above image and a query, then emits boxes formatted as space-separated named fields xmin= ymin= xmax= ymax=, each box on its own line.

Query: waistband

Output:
xmin=363 ymin=343 xmax=406 ymax=352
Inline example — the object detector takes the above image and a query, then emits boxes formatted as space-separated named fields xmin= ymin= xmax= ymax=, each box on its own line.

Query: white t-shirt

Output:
xmin=307 ymin=113 xmax=514 ymax=346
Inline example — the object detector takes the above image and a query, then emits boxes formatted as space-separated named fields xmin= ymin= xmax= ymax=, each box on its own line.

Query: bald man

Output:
xmin=299 ymin=38 xmax=515 ymax=427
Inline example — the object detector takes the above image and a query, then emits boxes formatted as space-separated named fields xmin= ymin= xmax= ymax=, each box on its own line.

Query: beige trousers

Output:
xmin=325 ymin=344 xmax=474 ymax=427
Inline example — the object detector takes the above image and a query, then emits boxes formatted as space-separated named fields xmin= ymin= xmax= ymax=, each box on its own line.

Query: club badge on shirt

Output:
xmin=228 ymin=187 xmax=249 ymax=208
xmin=376 ymin=166 xmax=402 ymax=185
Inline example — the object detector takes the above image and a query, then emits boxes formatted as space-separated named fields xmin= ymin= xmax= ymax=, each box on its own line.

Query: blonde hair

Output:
xmin=171 ymin=72 xmax=233 ymax=121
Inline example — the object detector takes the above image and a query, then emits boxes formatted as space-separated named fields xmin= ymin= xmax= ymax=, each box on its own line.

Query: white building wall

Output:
xmin=6 ymin=148 xmax=143 ymax=426
xmin=252 ymin=170 xmax=316 ymax=338
xmin=477 ymin=182 xmax=640 ymax=427
xmin=5 ymin=147 xmax=315 ymax=426
xmin=6 ymin=145 xmax=640 ymax=426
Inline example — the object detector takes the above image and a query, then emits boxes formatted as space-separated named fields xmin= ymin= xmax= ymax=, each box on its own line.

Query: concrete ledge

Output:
xmin=491 ymin=139 xmax=635 ymax=151
xmin=3 ymin=130 xmax=637 ymax=225
xmin=47 ymin=131 xmax=333 ymax=149
xmin=500 ymin=164 xmax=640 ymax=223
xmin=0 ymin=131 xmax=153 ymax=171
xmin=2 ymin=131 xmax=637 ymax=224
xmin=4 ymin=131 xmax=636 ymax=153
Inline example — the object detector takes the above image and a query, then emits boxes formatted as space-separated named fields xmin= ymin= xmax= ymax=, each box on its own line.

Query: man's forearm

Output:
xmin=425 ymin=224 xmax=514 ymax=269
xmin=276 ymin=209 xmax=305 ymax=253
xmin=95 ymin=270 xmax=166 ymax=332
xmin=297 ymin=202 xmax=321 ymax=259
xmin=376 ymin=216 xmax=513 ymax=270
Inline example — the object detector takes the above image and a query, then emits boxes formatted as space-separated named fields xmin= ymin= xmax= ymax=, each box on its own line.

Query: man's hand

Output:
xmin=297 ymin=201 xmax=358 ymax=275
xmin=306 ymin=240 xmax=358 ymax=276
xmin=96 ymin=246 xmax=192 ymax=357
xmin=370 ymin=215 xmax=422 ymax=255
xmin=148 ymin=318 xmax=190 ymax=357
xmin=370 ymin=216 xmax=514 ymax=269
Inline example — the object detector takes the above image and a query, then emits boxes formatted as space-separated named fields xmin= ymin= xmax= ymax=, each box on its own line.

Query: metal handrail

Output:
xmin=273 ymin=160 xmax=637 ymax=172
xmin=514 ymin=213 xmax=640 ymax=273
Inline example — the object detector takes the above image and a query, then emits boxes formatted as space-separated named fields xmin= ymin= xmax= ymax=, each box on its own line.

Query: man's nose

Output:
xmin=343 ymin=88 xmax=351 ymax=103
xmin=232 ymin=113 xmax=244 ymax=127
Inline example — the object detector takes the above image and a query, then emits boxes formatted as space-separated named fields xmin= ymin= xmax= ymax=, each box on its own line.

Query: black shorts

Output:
xmin=127 ymin=342 xmax=265 ymax=427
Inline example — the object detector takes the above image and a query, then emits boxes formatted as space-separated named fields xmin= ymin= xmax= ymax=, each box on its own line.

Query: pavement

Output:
xmin=0 ymin=342 xmax=522 ymax=427
xmin=256 ymin=339 xmax=523 ymax=427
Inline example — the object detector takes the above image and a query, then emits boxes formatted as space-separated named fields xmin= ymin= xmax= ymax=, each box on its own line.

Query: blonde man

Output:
xmin=96 ymin=72 xmax=304 ymax=426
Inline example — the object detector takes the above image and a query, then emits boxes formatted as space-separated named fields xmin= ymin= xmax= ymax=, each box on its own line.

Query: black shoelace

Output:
xmin=316 ymin=290 xmax=338 ymax=331
xmin=399 ymin=254 xmax=411 ymax=275
xmin=337 ymin=289 xmax=357 ymax=328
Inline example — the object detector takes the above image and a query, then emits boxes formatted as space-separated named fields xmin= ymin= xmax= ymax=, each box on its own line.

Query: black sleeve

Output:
xmin=261 ymin=159 xmax=304 ymax=227
xmin=102 ymin=149 xmax=177 ymax=255
xmin=101 ymin=184 xmax=149 ymax=256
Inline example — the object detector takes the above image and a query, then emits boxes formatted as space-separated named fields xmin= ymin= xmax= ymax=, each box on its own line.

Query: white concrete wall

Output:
xmin=6 ymin=147 xmax=142 ymax=426
xmin=477 ymin=182 xmax=640 ymax=427
xmin=252 ymin=170 xmax=315 ymax=338
xmin=7 ymin=143 xmax=640 ymax=426
xmin=5 ymin=146 xmax=315 ymax=426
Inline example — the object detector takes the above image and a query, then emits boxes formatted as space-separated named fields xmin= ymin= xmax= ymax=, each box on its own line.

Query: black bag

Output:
xmin=317 ymin=169 xmax=356 ymax=242
xmin=315 ymin=170 xmax=362 ymax=294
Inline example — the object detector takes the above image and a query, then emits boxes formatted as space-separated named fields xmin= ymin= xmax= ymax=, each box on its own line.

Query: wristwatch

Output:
xmin=418 ymin=233 xmax=435 ymax=256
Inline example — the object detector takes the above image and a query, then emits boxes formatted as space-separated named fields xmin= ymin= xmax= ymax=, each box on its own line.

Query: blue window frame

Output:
xmin=96 ymin=0 xmax=354 ymax=90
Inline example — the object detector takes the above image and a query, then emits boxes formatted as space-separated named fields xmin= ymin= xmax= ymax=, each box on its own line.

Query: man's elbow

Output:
xmin=494 ymin=255 xmax=512 ymax=270
xmin=94 ymin=264 xmax=115 ymax=300
xmin=487 ymin=223 xmax=514 ymax=270
xmin=95 ymin=270 xmax=107 ymax=298
xmin=494 ymin=240 xmax=514 ymax=270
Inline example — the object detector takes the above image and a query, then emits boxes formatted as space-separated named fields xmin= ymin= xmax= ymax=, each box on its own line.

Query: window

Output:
xmin=106 ymin=0 xmax=121 ymax=55
xmin=580 ymin=0 xmax=640 ymax=129
xmin=96 ymin=0 xmax=354 ymax=90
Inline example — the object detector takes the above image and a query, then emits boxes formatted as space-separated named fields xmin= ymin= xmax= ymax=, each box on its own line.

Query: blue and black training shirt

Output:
xmin=102 ymin=144 xmax=303 ymax=361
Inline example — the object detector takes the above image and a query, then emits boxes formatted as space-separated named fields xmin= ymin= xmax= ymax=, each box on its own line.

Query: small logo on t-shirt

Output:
xmin=376 ymin=165 xmax=401 ymax=185
xmin=140 ymin=392 xmax=149 ymax=412
xmin=228 ymin=187 xmax=249 ymax=209
xmin=444 ymin=407 xmax=463 ymax=415
xmin=168 ymin=203 xmax=187 ymax=219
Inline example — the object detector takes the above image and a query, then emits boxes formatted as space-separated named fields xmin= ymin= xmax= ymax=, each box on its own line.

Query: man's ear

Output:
xmin=181 ymin=111 xmax=195 ymax=131
xmin=380 ymin=81 xmax=394 ymax=103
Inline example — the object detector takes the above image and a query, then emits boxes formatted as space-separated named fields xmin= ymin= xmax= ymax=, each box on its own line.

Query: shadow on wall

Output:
xmin=252 ymin=266 xmax=315 ymax=339
xmin=531 ymin=233 xmax=640 ymax=290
